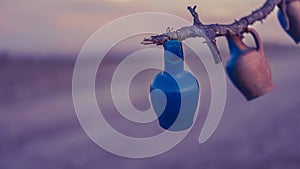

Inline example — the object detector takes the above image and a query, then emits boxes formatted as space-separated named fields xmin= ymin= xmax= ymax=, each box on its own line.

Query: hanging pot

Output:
xmin=150 ymin=40 xmax=199 ymax=131
xmin=226 ymin=28 xmax=274 ymax=101
xmin=278 ymin=0 xmax=300 ymax=44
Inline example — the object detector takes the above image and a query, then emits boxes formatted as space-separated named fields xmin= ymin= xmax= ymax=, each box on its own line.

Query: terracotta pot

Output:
xmin=226 ymin=28 xmax=274 ymax=101
xmin=278 ymin=0 xmax=300 ymax=44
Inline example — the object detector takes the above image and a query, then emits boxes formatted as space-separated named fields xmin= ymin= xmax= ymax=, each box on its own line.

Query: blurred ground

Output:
xmin=0 ymin=44 xmax=300 ymax=169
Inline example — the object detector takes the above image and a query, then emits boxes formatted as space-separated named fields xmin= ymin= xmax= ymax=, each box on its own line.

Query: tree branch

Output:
xmin=142 ymin=0 xmax=283 ymax=64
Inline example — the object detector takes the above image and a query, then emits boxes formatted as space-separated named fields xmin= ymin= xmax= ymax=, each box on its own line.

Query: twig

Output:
xmin=142 ymin=0 xmax=282 ymax=64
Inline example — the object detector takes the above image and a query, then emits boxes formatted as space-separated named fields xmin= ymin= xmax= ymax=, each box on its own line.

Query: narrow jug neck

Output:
xmin=163 ymin=40 xmax=185 ymax=75
xmin=226 ymin=35 xmax=248 ymax=58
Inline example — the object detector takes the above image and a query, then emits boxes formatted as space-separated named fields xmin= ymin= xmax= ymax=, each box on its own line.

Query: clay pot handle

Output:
xmin=247 ymin=28 xmax=264 ymax=54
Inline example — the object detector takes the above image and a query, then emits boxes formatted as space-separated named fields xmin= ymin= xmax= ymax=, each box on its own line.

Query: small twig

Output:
xmin=187 ymin=6 xmax=203 ymax=26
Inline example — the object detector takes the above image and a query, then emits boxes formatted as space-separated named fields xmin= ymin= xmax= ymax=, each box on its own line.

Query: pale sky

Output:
xmin=0 ymin=0 xmax=294 ymax=55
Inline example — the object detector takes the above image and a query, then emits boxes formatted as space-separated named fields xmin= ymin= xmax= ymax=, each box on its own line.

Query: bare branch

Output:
xmin=142 ymin=0 xmax=283 ymax=63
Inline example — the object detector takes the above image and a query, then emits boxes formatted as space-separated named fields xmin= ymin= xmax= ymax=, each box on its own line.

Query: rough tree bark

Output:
xmin=142 ymin=0 xmax=283 ymax=64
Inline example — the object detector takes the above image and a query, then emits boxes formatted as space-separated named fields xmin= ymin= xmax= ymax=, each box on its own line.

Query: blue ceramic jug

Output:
xmin=150 ymin=40 xmax=199 ymax=131
xmin=278 ymin=0 xmax=300 ymax=44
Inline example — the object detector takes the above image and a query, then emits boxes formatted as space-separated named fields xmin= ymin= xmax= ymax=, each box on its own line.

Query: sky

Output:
xmin=0 ymin=0 xmax=295 ymax=55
